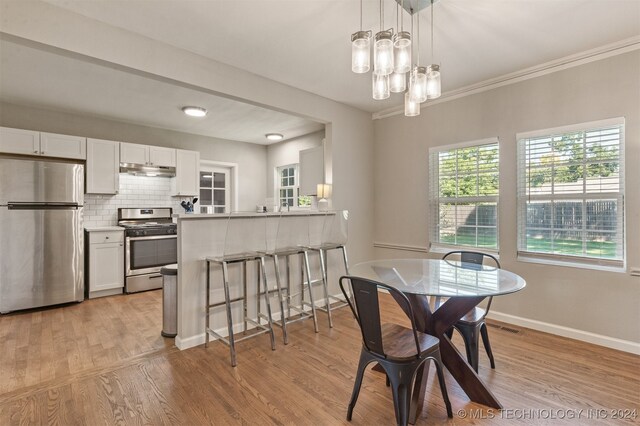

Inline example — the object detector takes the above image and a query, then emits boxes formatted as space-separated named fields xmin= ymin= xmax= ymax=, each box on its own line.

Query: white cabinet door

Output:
xmin=120 ymin=142 xmax=149 ymax=165
xmin=89 ymin=239 xmax=124 ymax=295
xmin=299 ymin=145 xmax=324 ymax=195
xmin=173 ymin=149 xmax=199 ymax=196
xmin=149 ymin=146 xmax=176 ymax=167
xmin=40 ymin=132 xmax=86 ymax=159
xmin=86 ymin=138 xmax=120 ymax=194
xmin=0 ymin=127 xmax=40 ymax=155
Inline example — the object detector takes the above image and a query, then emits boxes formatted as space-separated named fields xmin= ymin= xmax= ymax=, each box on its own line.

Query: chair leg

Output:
xmin=457 ymin=324 xmax=480 ymax=373
xmin=480 ymin=322 xmax=496 ymax=369
xmin=272 ymin=254 xmax=289 ymax=344
xmin=221 ymin=262 xmax=237 ymax=367
xmin=445 ymin=327 xmax=454 ymax=340
xmin=430 ymin=353 xmax=453 ymax=418
xmin=318 ymin=248 xmax=333 ymax=328
xmin=259 ymin=257 xmax=276 ymax=351
xmin=387 ymin=364 xmax=413 ymax=426
xmin=205 ymin=260 xmax=210 ymax=349
xmin=303 ymin=251 xmax=319 ymax=333
xmin=347 ymin=350 xmax=370 ymax=421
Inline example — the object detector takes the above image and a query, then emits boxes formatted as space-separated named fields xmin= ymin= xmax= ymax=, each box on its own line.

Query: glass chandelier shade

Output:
xmin=372 ymin=73 xmax=390 ymax=100
xmin=351 ymin=31 xmax=371 ymax=74
xmin=389 ymin=71 xmax=406 ymax=93
xmin=374 ymin=30 xmax=394 ymax=76
xmin=426 ymin=64 xmax=441 ymax=99
xmin=404 ymin=91 xmax=420 ymax=116
xmin=409 ymin=66 xmax=427 ymax=103
xmin=392 ymin=31 xmax=411 ymax=73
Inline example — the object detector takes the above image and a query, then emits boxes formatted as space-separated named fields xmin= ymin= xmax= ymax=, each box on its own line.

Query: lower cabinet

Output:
xmin=87 ymin=229 xmax=124 ymax=299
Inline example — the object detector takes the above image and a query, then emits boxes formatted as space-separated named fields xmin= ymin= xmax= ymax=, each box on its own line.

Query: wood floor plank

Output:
xmin=0 ymin=291 xmax=638 ymax=425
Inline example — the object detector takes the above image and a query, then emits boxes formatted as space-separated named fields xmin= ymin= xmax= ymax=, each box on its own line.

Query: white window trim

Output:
xmin=429 ymin=137 xmax=500 ymax=252
xmin=516 ymin=117 xmax=626 ymax=269
xmin=275 ymin=163 xmax=311 ymax=210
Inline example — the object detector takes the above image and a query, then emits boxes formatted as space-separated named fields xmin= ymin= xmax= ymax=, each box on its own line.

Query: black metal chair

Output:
xmin=339 ymin=276 xmax=452 ymax=426
xmin=441 ymin=250 xmax=500 ymax=373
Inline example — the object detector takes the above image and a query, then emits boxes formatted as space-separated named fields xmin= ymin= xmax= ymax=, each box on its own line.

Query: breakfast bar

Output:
xmin=173 ymin=211 xmax=345 ymax=350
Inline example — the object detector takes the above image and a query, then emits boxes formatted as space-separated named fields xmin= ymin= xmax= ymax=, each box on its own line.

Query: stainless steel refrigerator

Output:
xmin=0 ymin=156 xmax=84 ymax=313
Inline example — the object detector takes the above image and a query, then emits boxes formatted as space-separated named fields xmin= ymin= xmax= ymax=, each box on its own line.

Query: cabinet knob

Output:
xmin=34 ymin=150 xmax=38 ymax=153
xmin=115 ymin=190 xmax=119 ymax=194
xmin=105 ymin=236 xmax=109 ymax=239
xmin=119 ymin=243 xmax=123 ymax=246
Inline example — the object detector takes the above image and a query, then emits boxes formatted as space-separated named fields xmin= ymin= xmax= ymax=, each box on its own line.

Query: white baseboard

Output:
xmin=489 ymin=310 xmax=640 ymax=355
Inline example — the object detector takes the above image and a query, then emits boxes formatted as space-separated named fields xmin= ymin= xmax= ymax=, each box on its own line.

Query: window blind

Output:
xmin=429 ymin=138 xmax=499 ymax=250
xmin=516 ymin=118 xmax=625 ymax=266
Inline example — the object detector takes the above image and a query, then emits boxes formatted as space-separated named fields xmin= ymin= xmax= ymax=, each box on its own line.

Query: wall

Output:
xmin=373 ymin=51 xmax=640 ymax=346
xmin=84 ymin=174 xmax=177 ymax=227
xmin=265 ymin=130 xmax=324 ymax=199
xmin=0 ymin=102 xmax=268 ymax=212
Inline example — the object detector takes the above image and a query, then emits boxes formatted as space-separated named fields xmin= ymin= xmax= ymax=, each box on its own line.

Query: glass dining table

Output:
xmin=349 ymin=258 xmax=526 ymax=421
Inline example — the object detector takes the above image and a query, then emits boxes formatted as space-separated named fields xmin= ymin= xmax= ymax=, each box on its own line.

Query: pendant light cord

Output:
xmin=400 ymin=0 xmax=404 ymax=31
xmin=417 ymin=7 xmax=420 ymax=65
xmin=380 ymin=0 xmax=383 ymax=32
xmin=360 ymin=0 xmax=362 ymax=31
xmin=431 ymin=0 xmax=435 ymax=63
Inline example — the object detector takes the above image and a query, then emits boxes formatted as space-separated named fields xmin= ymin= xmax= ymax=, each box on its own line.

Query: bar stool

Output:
xmin=261 ymin=211 xmax=319 ymax=344
xmin=205 ymin=213 xmax=276 ymax=367
xmin=307 ymin=210 xmax=350 ymax=328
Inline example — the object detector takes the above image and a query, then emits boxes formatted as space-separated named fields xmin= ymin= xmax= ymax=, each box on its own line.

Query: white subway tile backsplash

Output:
xmin=84 ymin=173 xmax=183 ymax=228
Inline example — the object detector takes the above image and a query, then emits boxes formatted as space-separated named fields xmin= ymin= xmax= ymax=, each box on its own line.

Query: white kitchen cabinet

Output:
xmin=86 ymin=138 xmax=120 ymax=194
xmin=0 ymin=127 xmax=86 ymax=160
xmin=0 ymin=127 xmax=40 ymax=155
xmin=87 ymin=229 xmax=124 ymax=299
xmin=172 ymin=149 xmax=200 ymax=196
xmin=149 ymin=146 xmax=176 ymax=167
xmin=40 ymin=132 xmax=86 ymax=159
xmin=299 ymin=145 xmax=324 ymax=196
xmin=120 ymin=142 xmax=176 ymax=167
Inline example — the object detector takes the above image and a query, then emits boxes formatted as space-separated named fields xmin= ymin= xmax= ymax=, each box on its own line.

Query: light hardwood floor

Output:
xmin=0 ymin=290 xmax=638 ymax=425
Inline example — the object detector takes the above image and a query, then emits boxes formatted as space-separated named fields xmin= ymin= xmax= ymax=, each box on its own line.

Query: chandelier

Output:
xmin=351 ymin=0 xmax=441 ymax=117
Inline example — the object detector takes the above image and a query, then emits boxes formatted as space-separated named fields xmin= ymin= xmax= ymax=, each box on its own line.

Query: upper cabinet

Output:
xmin=40 ymin=132 xmax=86 ymax=159
xmin=86 ymin=138 xmax=119 ymax=194
xmin=172 ymin=149 xmax=199 ymax=196
xmin=299 ymin=145 xmax=324 ymax=196
xmin=120 ymin=142 xmax=176 ymax=167
xmin=0 ymin=127 xmax=86 ymax=160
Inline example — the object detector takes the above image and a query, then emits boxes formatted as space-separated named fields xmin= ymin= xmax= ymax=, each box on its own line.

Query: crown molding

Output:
xmin=372 ymin=36 xmax=640 ymax=120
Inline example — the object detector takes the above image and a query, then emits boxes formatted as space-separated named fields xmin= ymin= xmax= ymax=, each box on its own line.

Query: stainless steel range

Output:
xmin=118 ymin=207 xmax=177 ymax=293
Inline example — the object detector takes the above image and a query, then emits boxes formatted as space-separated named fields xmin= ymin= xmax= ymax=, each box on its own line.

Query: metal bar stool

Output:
xmin=205 ymin=213 xmax=276 ymax=367
xmin=307 ymin=210 xmax=350 ymax=328
xmin=261 ymin=211 xmax=319 ymax=344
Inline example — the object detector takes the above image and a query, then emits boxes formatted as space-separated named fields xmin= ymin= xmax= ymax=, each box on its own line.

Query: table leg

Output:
xmin=391 ymin=293 xmax=503 ymax=423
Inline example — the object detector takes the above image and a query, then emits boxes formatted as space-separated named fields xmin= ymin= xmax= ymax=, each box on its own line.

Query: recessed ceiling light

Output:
xmin=182 ymin=106 xmax=207 ymax=117
xmin=265 ymin=133 xmax=284 ymax=141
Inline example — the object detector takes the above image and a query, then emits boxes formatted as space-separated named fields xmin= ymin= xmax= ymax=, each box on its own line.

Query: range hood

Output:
xmin=120 ymin=162 xmax=176 ymax=177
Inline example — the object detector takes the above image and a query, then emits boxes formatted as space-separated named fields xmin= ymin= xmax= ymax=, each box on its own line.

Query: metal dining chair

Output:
xmin=441 ymin=250 xmax=500 ymax=372
xmin=339 ymin=276 xmax=452 ymax=426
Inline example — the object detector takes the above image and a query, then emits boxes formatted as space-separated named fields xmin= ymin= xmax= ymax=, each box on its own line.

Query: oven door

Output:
xmin=125 ymin=235 xmax=177 ymax=276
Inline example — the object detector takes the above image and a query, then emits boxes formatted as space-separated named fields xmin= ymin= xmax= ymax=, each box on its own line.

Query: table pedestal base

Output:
xmin=390 ymin=293 xmax=502 ymax=423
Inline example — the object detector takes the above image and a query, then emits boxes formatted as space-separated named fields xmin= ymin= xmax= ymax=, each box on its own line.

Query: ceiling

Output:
xmin=0 ymin=38 xmax=324 ymax=145
xmin=40 ymin=0 xmax=640 ymax=113
xmin=1 ymin=0 xmax=638 ymax=140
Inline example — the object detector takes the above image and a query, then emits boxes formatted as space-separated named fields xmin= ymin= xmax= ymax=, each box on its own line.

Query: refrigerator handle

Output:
xmin=7 ymin=203 xmax=81 ymax=210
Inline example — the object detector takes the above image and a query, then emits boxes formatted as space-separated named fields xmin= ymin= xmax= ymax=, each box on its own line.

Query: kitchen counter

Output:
xmin=174 ymin=210 xmax=342 ymax=350
xmin=85 ymin=226 xmax=124 ymax=232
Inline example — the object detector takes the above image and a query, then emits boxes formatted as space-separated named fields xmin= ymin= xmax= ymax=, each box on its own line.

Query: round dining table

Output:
xmin=349 ymin=258 xmax=526 ymax=422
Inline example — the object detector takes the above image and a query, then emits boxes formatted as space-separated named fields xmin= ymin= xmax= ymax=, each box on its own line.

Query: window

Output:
xmin=429 ymin=139 xmax=499 ymax=250
xmin=199 ymin=166 xmax=230 ymax=214
xmin=517 ymin=118 xmax=624 ymax=267
xmin=276 ymin=164 xmax=311 ymax=208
